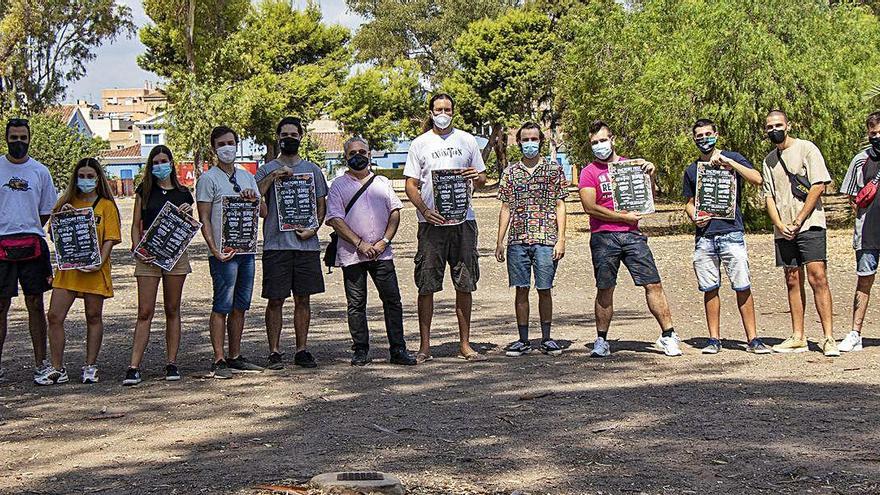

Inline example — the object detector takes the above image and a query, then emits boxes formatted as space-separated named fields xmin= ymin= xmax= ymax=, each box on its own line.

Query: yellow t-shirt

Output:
xmin=52 ymin=196 xmax=122 ymax=297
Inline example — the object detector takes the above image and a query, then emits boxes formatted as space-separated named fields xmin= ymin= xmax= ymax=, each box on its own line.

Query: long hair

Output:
xmin=139 ymin=145 xmax=185 ymax=209
xmin=421 ymin=93 xmax=455 ymax=133
xmin=53 ymin=158 xmax=117 ymax=213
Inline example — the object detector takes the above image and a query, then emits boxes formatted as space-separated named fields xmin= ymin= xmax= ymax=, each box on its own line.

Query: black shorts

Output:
xmin=589 ymin=231 xmax=661 ymax=289
xmin=261 ymin=250 xmax=325 ymax=299
xmin=414 ymin=220 xmax=480 ymax=295
xmin=0 ymin=237 xmax=53 ymax=298
xmin=775 ymin=227 xmax=827 ymax=268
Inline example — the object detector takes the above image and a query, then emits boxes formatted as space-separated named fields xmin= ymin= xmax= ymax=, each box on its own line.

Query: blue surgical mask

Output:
xmin=152 ymin=163 xmax=173 ymax=180
xmin=77 ymin=178 xmax=97 ymax=193
xmin=521 ymin=141 xmax=540 ymax=159
xmin=591 ymin=141 xmax=613 ymax=161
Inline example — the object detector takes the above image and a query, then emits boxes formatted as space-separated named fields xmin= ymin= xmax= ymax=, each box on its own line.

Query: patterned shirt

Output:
xmin=498 ymin=158 xmax=568 ymax=245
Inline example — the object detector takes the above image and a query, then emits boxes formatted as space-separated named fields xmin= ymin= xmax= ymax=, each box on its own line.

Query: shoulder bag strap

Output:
xmin=344 ymin=174 xmax=378 ymax=216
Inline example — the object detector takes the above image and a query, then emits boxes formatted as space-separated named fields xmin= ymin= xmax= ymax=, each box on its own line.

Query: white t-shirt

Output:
xmin=0 ymin=156 xmax=58 ymax=237
xmin=403 ymin=129 xmax=486 ymax=224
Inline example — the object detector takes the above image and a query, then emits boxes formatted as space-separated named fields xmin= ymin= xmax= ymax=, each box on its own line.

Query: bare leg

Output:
xmin=227 ymin=309 xmax=245 ymax=358
xmin=537 ymin=289 xmax=552 ymax=326
xmin=265 ymin=298 xmax=285 ymax=354
xmin=456 ymin=290 xmax=475 ymax=355
xmin=704 ymin=289 xmax=721 ymax=339
xmin=0 ymin=297 xmax=11 ymax=367
xmin=851 ymin=274 xmax=874 ymax=333
xmin=417 ymin=293 xmax=433 ymax=356
xmin=644 ymin=282 xmax=674 ymax=330
xmin=596 ymin=288 xmax=614 ymax=335
xmin=806 ymin=261 xmax=834 ymax=338
xmin=46 ymin=289 xmax=77 ymax=369
xmin=162 ymin=275 xmax=186 ymax=364
xmin=784 ymin=267 xmax=806 ymax=340
xmin=209 ymin=312 xmax=227 ymax=362
xmin=23 ymin=294 xmax=47 ymax=365
xmin=514 ymin=287 xmax=530 ymax=327
xmin=130 ymin=276 xmax=160 ymax=368
xmin=82 ymin=294 xmax=105 ymax=365
xmin=736 ymin=289 xmax=758 ymax=342
xmin=293 ymin=295 xmax=311 ymax=351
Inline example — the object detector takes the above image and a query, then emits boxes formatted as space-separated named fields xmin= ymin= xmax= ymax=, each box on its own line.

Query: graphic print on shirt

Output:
xmin=2 ymin=176 xmax=31 ymax=191
xmin=430 ymin=147 xmax=465 ymax=160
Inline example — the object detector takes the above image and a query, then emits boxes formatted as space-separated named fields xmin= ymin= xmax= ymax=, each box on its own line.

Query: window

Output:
xmin=144 ymin=134 xmax=159 ymax=145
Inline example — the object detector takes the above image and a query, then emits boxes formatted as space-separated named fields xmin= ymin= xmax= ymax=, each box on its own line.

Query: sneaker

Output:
xmin=34 ymin=366 xmax=68 ymax=386
xmin=821 ymin=337 xmax=841 ymax=357
xmin=227 ymin=355 xmax=264 ymax=373
xmin=656 ymin=332 xmax=683 ymax=357
xmin=33 ymin=359 xmax=50 ymax=379
xmin=351 ymin=349 xmax=372 ymax=366
xmin=82 ymin=365 xmax=99 ymax=384
xmin=772 ymin=336 xmax=808 ymax=353
xmin=838 ymin=331 xmax=863 ymax=352
xmin=266 ymin=352 xmax=284 ymax=370
xmin=211 ymin=359 xmax=233 ymax=379
xmin=294 ymin=350 xmax=318 ymax=368
xmin=540 ymin=339 xmax=563 ymax=356
xmin=747 ymin=338 xmax=773 ymax=354
xmin=504 ymin=340 xmax=532 ymax=357
xmin=122 ymin=367 xmax=142 ymax=386
xmin=701 ymin=338 xmax=722 ymax=354
xmin=389 ymin=350 xmax=418 ymax=366
xmin=590 ymin=337 xmax=611 ymax=357
xmin=165 ymin=364 xmax=181 ymax=381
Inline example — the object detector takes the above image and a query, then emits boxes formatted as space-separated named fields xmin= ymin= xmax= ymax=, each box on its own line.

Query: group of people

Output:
xmin=0 ymin=96 xmax=877 ymax=387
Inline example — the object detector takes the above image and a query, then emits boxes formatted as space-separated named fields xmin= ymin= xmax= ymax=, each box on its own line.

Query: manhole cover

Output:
xmin=338 ymin=472 xmax=385 ymax=482
xmin=311 ymin=471 xmax=403 ymax=495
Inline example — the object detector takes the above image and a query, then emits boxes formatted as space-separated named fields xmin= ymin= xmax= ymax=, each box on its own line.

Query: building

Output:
xmin=100 ymin=83 xmax=166 ymax=122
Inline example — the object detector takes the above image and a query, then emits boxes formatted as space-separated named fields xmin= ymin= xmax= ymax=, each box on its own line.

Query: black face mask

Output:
xmin=768 ymin=129 xmax=786 ymax=145
xmin=870 ymin=136 xmax=880 ymax=155
xmin=7 ymin=141 xmax=28 ymax=160
xmin=347 ymin=154 xmax=370 ymax=171
xmin=279 ymin=137 xmax=301 ymax=156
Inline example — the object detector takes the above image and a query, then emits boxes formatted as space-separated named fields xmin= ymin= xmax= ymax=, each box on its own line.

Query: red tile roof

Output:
xmin=100 ymin=144 xmax=141 ymax=159
xmin=309 ymin=131 xmax=344 ymax=153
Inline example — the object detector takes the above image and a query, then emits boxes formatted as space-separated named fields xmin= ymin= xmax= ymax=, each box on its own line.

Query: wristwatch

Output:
xmin=382 ymin=237 xmax=392 ymax=245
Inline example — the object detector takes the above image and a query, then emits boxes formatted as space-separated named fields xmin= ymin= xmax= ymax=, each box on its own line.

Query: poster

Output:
xmin=221 ymin=195 xmax=259 ymax=254
xmin=694 ymin=161 xmax=737 ymax=220
xmin=608 ymin=159 xmax=655 ymax=214
xmin=275 ymin=173 xmax=318 ymax=231
xmin=133 ymin=202 xmax=202 ymax=271
xmin=50 ymin=207 xmax=101 ymax=270
xmin=432 ymin=169 xmax=470 ymax=224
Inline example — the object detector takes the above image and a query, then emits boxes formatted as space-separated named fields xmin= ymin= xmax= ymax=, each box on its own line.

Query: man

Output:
xmin=0 ymin=118 xmax=57 ymax=381
xmin=761 ymin=110 xmax=838 ymax=356
xmin=403 ymin=93 xmax=488 ymax=362
xmin=196 ymin=125 xmax=265 ymax=378
xmin=495 ymin=122 xmax=567 ymax=357
xmin=578 ymin=120 xmax=680 ymax=357
xmin=682 ymin=118 xmax=771 ymax=354
xmin=326 ymin=137 xmax=417 ymax=366
xmin=838 ymin=111 xmax=880 ymax=352
xmin=255 ymin=116 xmax=327 ymax=369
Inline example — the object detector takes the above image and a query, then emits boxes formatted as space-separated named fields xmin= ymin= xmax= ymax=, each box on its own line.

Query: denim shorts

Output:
xmin=856 ymin=249 xmax=880 ymax=276
xmin=589 ymin=231 xmax=661 ymax=289
xmin=208 ymin=254 xmax=255 ymax=314
xmin=692 ymin=231 xmax=751 ymax=292
xmin=507 ymin=243 xmax=558 ymax=290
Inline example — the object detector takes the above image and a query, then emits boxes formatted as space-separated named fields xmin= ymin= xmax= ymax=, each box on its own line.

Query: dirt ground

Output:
xmin=1 ymin=194 xmax=879 ymax=495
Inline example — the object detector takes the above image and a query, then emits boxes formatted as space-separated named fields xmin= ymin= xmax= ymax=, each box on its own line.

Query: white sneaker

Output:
xmin=656 ymin=333 xmax=683 ymax=357
xmin=33 ymin=359 xmax=50 ymax=378
xmin=34 ymin=366 xmax=69 ymax=385
xmin=82 ymin=365 xmax=99 ymax=384
xmin=838 ymin=331 xmax=863 ymax=352
xmin=590 ymin=337 xmax=611 ymax=357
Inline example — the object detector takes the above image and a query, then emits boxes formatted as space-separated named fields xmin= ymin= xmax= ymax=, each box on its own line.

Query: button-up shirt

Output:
xmin=497 ymin=158 xmax=568 ymax=245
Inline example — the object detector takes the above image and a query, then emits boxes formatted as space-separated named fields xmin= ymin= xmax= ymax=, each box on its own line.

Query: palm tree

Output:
xmin=868 ymin=83 xmax=880 ymax=104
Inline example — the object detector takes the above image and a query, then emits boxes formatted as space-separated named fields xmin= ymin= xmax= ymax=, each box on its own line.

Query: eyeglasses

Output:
xmin=349 ymin=149 xmax=368 ymax=156
xmin=227 ymin=170 xmax=241 ymax=193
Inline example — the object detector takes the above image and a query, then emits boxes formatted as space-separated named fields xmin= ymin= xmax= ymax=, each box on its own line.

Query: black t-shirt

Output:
xmin=681 ymin=150 xmax=753 ymax=237
xmin=136 ymin=184 xmax=194 ymax=231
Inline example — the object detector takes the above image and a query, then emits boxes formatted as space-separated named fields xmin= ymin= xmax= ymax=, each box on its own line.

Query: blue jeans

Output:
xmin=208 ymin=254 xmax=255 ymax=314
xmin=692 ymin=231 xmax=751 ymax=292
xmin=856 ymin=249 xmax=880 ymax=276
xmin=507 ymin=244 xmax=558 ymax=290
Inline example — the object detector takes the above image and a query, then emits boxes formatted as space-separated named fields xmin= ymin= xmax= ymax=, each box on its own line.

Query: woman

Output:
xmin=35 ymin=158 xmax=121 ymax=385
xmin=123 ymin=145 xmax=194 ymax=385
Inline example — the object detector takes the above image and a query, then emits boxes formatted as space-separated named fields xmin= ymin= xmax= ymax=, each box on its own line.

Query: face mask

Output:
xmin=216 ymin=145 xmax=237 ymax=164
xmin=591 ymin=141 xmax=613 ymax=161
xmin=432 ymin=113 xmax=452 ymax=130
xmin=152 ymin=163 xmax=173 ymax=180
xmin=7 ymin=141 xmax=28 ymax=160
xmin=768 ymin=129 xmax=786 ymax=145
xmin=695 ymin=135 xmax=718 ymax=154
xmin=77 ymin=178 xmax=97 ymax=193
xmin=521 ymin=141 xmax=540 ymax=159
xmin=347 ymin=153 xmax=370 ymax=171
xmin=279 ymin=137 xmax=301 ymax=156
xmin=870 ymin=136 xmax=880 ymax=154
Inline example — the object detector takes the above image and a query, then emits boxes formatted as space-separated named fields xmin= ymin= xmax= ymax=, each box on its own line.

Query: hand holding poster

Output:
xmin=275 ymin=173 xmax=318 ymax=231
xmin=221 ymin=195 xmax=259 ymax=255
xmin=694 ymin=161 xmax=737 ymax=220
xmin=50 ymin=207 xmax=101 ymax=270
xmin=134 ymin=202 xmax=202 ymax=271
xmin=432 ymin=169 xmax=470 ymax=224
xmin=608 ymin=159 xmax=655 ymax=214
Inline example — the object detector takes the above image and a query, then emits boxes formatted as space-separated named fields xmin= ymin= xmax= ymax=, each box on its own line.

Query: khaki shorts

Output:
xmin=133 ymin=252 xmax=192 ymax=277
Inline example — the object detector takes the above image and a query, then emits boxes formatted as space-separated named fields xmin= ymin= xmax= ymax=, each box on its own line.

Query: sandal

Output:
xmin=458 ymin=352 xmax=487 ymax=362
xmin=415 ymin=353 xmax=433 ymax=364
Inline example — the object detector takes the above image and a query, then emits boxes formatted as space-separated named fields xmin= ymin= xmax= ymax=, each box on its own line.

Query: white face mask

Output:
xmin=432 ymin=113 xmax=453 ymax=130
xmin=591 ymin=141 xmax=613 ymax=161
xmin=216 ymin=145 xmax=237 ymax=164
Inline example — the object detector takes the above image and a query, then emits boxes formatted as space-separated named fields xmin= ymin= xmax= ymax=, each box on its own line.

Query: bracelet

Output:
xmin=356 ymin=239 xmax=363 ymax=249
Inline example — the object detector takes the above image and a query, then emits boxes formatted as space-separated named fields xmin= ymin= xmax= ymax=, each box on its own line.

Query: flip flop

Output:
xmin=459 ymin=352 xmax=487 ymax=362
xmin=415 ymin=353 xmax=433 ymax=364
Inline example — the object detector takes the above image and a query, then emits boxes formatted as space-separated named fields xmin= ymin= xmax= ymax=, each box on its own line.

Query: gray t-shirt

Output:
xmin=841 ymin=150 xmax=880 ymax=250
xmin=254 ymin=158 xmax=328 ymax=251
xmin=195 ymin=166 xmax=260 ymax=253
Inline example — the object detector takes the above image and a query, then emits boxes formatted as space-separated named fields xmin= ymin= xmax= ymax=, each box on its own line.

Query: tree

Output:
xmin=0 ymin=0 xmax=134 ymax=115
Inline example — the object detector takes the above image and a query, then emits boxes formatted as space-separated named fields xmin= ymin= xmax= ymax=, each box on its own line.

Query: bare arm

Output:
xmin=405 ymin=177 xmax=445 ymax=225
xmin=130 ymin=195 xmax=143 ymax=247
xmin=326 ymin=217 xmax=363 ymax=246
xmin=794 ymin=183 xmax=826 ymax=227
xmin=383 ymin=209 xmax=401 ymax=241
xmin=197 ymin=201 xmax=220 ymax=256
xmin=578 ymin=187 xmax=638 ymax=224
xmin=764 ymin=195 xmax=786 ymax=231
xmin=473 ymin=172 xmax=488 ymax=190
xmin=554 ymin=198 xmax=567 ymax=260
xmin=317 ymin=196 xmax=326 ymax=226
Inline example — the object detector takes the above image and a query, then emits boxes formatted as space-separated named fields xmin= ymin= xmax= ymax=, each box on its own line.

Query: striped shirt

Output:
xmin=841 ymin=150 xmax=880 ymax=250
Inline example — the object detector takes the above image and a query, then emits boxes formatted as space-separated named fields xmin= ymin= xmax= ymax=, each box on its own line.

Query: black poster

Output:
xmin=275 ymin=173 xmax=317 ymax=231
xmin=608 ymin=159 xmax=655 ymax=214
xmin=50 ymin=208 xmax=101 ymax=270
xmin=221 ymin=195 xmax=259 ymax=254
xmin=694 ymin=161 xmax=737 ymax=220
xmin=432 ymin=169 xmax=470 ymax=224
xmin=134 ymin=202 xmax=202 ymax=271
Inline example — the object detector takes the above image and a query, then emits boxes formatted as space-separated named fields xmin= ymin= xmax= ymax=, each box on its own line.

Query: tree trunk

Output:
xmin=492 ymin=123 xmax=508 ymax=179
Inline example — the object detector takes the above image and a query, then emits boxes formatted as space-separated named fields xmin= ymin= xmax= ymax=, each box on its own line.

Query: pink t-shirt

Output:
xmin=326 ymin=173 xmax=403 ymax=267
xmin=578 ymin=159 xmax=639 ymax=233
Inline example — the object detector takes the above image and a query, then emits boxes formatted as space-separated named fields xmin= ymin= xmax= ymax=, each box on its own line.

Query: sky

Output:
xmin=67 ymin=0 xmax=365 ymax=103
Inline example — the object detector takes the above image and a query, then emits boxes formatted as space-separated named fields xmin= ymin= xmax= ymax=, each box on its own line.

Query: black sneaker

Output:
xmin=389 ymin=350 xmax=418 ymax=366
xmin=540 ymin=339 xmax=563 ymax=356
xmin=350 ymin=349 xmax=372 ymax=367
xmin=122 ymin=367 xmax=142 ymax=386
xmin=165 ymin=363 xmax=181 ymax=381
xmin=266 ymin=352 xmax=284 ymax=370
xmin=227 ymin=355 xmax=265 ymax=373
xmin=294 ymin=350 xmax=318 ymax=368
xmin=504 ymin=340 xmax=532 ymax=357
xmin=211 ymin=359 xmax=232 ymax=379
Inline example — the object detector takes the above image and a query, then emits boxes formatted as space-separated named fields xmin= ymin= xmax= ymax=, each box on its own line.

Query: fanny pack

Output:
xmin=776 ymin=149 xmax=811 ymax=201
xmin=855 ymin=155 xmax=880 ymax=209
xmin=324 ymin=174 xmax=377 ymax=271
xmin=0 ymin=234 xmax=43 ymax=262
